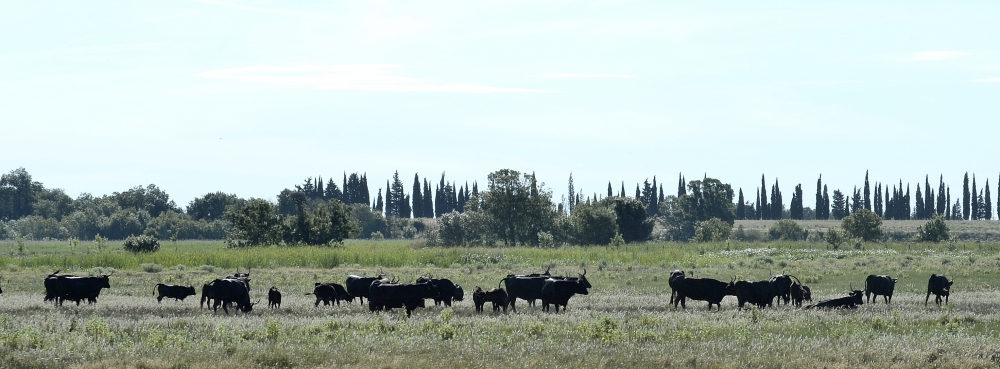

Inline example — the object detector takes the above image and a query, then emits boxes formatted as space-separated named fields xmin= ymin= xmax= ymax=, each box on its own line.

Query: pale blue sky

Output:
xmin=2 ymin=1 xmax=998 ymax=208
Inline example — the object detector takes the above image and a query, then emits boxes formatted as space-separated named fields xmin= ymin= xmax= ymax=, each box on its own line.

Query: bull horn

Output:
xmin=582 ymin=269 xmax=586 ymax=276
xmin=850 ymin=283 xmax=854 ymax=291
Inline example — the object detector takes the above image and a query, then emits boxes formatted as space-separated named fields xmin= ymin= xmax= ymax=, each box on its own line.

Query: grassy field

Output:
xmin=0 ymin=237 xmax=999 ymax=368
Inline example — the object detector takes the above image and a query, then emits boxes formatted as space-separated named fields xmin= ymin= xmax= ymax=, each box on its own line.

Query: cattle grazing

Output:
xmin=416 ymin=277 xmax=464 ymax=307
xmin=668 ymin=270 xmax=685 ymax=306
xmin=345 ymin=273 xmax=386 ymax=305
xmin=207 ymin=277 xmax=255 ymax=314
xmin=732 ymin=279 xmax=774 ymax=309
xmin=502 ymin=268 xmax=582 ymax=312
xmin=925 ymin=274 xmax=954 ymax=306
xmin=790 ymin=281 xmax=812 ymax=308
xmin=44 ymin=271 xmax=112 ymax=306
xmin=473 ymin=286 xmax=508 ymax=313
xmin=153 ymin=284 xmax=197 ymax=303
xmin=268 ymin=286 xmax=282 ymax=309
xmin=540 ymin=271 xmax=591 ymax=313
xmin=769 ymin=274 xmax=796 ymax=306
xmin=309 ymin=282 xmax=351 ymax=307
xmin=672 ymin=276 xmax=733 ymax=310
xmin=806 ymin=289 xmax=864 ymax=309
xmin=864 ymin=275 xmax=898 ymax=304
xmin=367 ymin=280 xmax=439 ymax=317
xmin=473 ymin=287 xmax=486 ymax=312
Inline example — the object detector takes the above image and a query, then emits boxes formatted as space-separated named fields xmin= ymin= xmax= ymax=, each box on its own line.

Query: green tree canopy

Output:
xmin=841 ymin=208 xmax=883 ymax=242
xmin=187 ymin=192 xmax=246 ymax=221
xmin=225 ymin=198 xmax=282 ymax=247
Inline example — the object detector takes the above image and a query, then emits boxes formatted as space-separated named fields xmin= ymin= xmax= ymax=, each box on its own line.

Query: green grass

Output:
xmin=0 ymin=238 xmax=999 ymax=368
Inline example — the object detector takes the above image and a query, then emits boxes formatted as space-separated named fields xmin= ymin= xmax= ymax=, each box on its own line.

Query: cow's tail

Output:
xmin=153 ymin=283 xmax=163 ymax=296
xmin=498 ymin=279 xmax=505 ymax=291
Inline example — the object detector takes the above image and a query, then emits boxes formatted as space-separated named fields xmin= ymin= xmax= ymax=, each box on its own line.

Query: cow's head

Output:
xmin=454 ymin=285 xmax=464 ymax=301
xmin=183 ymin=286 xmax=196 ymax=295
xmin=577 ymin=270 xmax=592 ymax=289
xmin=98 ymin=275 xmax=112 ymax=288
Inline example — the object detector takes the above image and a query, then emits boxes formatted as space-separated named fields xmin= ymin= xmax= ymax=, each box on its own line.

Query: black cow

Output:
xmin=864 ymin=275 xmax=898 ymax=304
xmin=268 ymin=286 xmax=281 ymax=309
xmin=502 ymin=269 xmax=581 ymax=312
xmin=345 ymin=273 xmax=386 ymax=305
xmin=200 ymin=283 xmax=217 ymax=309
xmin=309 ymin=282 xmax=351 ymax=307
xmin=790 ymin=281 xmax=811 ymax=308
xmin=925 ymin=274 xmax=954 ymax=306
xmin=472 ymin=286 xmax=508 ymax=313
xmin=769 ymin=274 xmax=796 ymax=306
xmin=153 ymin=284 xmax=196 ymax=303
xmin=733 ymin=280 xmax=774 ymax=309
xmin=672 ymin=276 xmax=733 ymax=311
xmin=368 ymin=281 xmax=439 ymax=317
xmin=668 ymin=270 xmax=685 ymax=306
xmin=416 ymin=277 xmax=464 ymax=307
xmin=44 ymin=273 xmax=112 ymax=306
xmin=806 ymin=290 xmax=864 ymax=309
xmin=540 ymin=274 xmax=591 ymax=313
xmin=207 ymin=278 xmax=255 ymax=314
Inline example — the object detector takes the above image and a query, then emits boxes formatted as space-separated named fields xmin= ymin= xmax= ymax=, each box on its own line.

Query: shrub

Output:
xmin=123 ymin=234 xmax=160 ymax=253
xmin=768 ymin=219 xmax=807 ymax=241
xmin=693 ymin=217 xmax=731 ymax=242
xmin=140 ymin=263 xmax=164 ymax=273
xmin=917 ymin=214 xmax=949 ymax=242
xmin=841 ymin=209 xmax=883 ymax=242
xmin=825 ymin=228 xmax=845 ymax=250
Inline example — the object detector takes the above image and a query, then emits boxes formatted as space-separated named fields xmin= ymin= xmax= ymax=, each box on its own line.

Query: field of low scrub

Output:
xmin=0 ymin=238 xmax=998 ymax=368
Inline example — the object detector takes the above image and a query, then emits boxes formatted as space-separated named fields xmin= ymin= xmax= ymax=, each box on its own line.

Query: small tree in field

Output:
xmin=768 ymin=219 xmax=808 ymax=241
xmin=841 ymin=209 xmax=883 ymax=242
xmin=123 ymin=235 xmax=160 ymax=253
xmin=825 ymin=228 xmax=845 ymax=250
xmin=693 ymin=217 xmax=731 ymax=242
xmin=917 ymin=214 xmax=949 ymax=242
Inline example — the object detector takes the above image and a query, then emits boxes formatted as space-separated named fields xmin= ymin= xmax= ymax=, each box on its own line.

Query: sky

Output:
xmin=1 ymin=1 xmax=999 ymax=209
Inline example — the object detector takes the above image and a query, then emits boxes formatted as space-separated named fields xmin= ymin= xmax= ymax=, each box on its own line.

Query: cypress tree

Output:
xmin=374 ymin=189 xmax=384 ymax=213
xmin=792 ymin=184 xmax=803 ymax=220
xmin=815 ymin=175 xmax=824 ymax=220
xmin=659 ymin=184 xmax=665 ymax=204
xmin=946 ymin=187 xmax=951 ymax=220
xmin=938 ymin=175 xmax=946 ymax=216
xmin=823 ymin=185 xmax=830 ymax=220
xmin=423 ymin=180 xmax=434 ymax=217
xmin=412 ymin=174 xmax=423 ymax=218
xmin=915 ymin=184 xmax=924 ymax=220
xmin=904 ymin=184 xmax=911 ymax=220
xmin=925 ymin=175 xmax=934 ymax=217
xmin=756 ymin=189 xmax=762 ymax=220
xmin=386 ymin=180 xmax=393 ymax=216
xmin=567 ymin=173 xmax=575 ymax=213
xmin=977 ymin=190 xmax=985 ymax=220
xmin=885 ymin=185 xmax=892 ymax=219
xmin=771 ymin=179 xmax=782 ymax=220
xmin=607 ymin=182 xmax=613 ymax=198
xmin=831 ymin=190 xmax=846 ymax=220
xmin=964 ymin=173 xmax=971 ymax=220
xmin=737 ymin=189 xmax=745 ymax=220
xmin=972 ymin=176 xmax=979 ymax=220
xmin=635 ymin=184 xmax=641 ymax=199
xmin=989 ymin=179 xmax=994 ymax=220
xmin=677 ymin=174 xmax=685 ymax=197
xmin=864 ymin=170 xmax=871 ymax=211
xmin=760 ymin=175 xmax=768 ymax=220
xmin=651 ymin=177 xmax=659 ymax=216
xmin=620 ymin=182 xmax=625 ymax=198
xmin=342 ymin=173 xmax=348 ymax=203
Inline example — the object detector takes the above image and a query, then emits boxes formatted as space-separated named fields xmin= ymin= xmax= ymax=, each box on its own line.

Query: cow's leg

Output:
xmin=925 ymin=291 xmax=931 ymax=306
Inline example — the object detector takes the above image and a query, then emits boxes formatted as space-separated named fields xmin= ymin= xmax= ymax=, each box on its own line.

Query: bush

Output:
xmin=571 ymin=204 xmax=618 ymax=245
xmin=841 ymin=209 xmax=883 ymax=242
xmin=825 ymin=228 xmax=845 ymax=250
xmin=693 ymin=217 xmax=731 ymax=242
xmin=139 ymin=263 xmax=164 ymax=273
xmin=917 ymin=214 xmax=949 ymax=242
xmin=768 ymin=219 xmax=808 ymax=241
xmin=123 ymin=234 xmax=160 ymax=253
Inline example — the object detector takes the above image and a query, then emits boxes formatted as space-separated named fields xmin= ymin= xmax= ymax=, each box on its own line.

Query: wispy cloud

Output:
xmin=199 ymin=65 xmax=552 ymax=93
xmin=910 ymin=51 xmax=969 ymax=61
xmin=975 ymin=77 xmax=1000 ymax=83
xmin=535 ymin=73 xmax=632 ymax=79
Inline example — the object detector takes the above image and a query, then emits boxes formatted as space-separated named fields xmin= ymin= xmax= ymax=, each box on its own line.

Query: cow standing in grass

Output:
xmin=416 ymin=277 xmax=464 ymax=307
xmin=473 ymin=286 xmax=508 ymax=313
xmin=540 ymin=271 xmax=591 ymax=313
xmin=154 ymin=284 xmax=197 ymax=303
xmin=309 ymin=282 xmax=351 ymax=307
xmin=865 ymin=275 xmax=898 ymax=304
xmin=925 ymin=274 xmax=953 ymax=306
xmin=733 ymin=280 xmax=774 ymax=309
xmin=668 ymin=270 xmax=685 ymax=306
xmin=268 ymin=287 xmax=282 ymax=309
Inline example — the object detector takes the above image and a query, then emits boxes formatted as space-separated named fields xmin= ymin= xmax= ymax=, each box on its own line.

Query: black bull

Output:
xmin=502 ymin=272 xmax=588 ymax=313
xmin=865 ymin=275 xmax=898 ymax=304
xmin=345 ymin=274 xmax=386 ymax=305
xmin=672 ymin=277 xmax=733 ymax=311
xmin=540 ymin=278 xmax=591 ymax=313
xmin=44 ymin=274 xmax=111 ymax=306
xmin=925 ymin=274 xmax=954 ymax=306
xmin=367 ymin=281 xmax=439 ymax=317
xmin=416 ymin=277 xmax=464 ymax=307
xmin=154 ymin=283 xmax=196 ymax=303
xmin=206 ymin=278 xmax=255 ymax=314
xmin=806 ymin=290 xmax=864 ymax=309
xmin=309 ymin=282 xmax=351 ymax=306
xmin=733 ymin=280 xmax=774 ymax=309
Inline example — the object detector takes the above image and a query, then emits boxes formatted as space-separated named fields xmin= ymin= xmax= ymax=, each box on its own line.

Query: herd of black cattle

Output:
xmin=36 ymin=268 xmax=954 ymax=316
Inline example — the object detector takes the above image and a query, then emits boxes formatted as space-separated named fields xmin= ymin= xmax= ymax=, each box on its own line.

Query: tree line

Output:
xmin=1 ymin=166 xmax=995 ymax=245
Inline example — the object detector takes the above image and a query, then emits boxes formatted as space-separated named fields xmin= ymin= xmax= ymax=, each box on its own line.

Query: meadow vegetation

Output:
xmin=0 ymin=237 xmax=997 ymax=368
